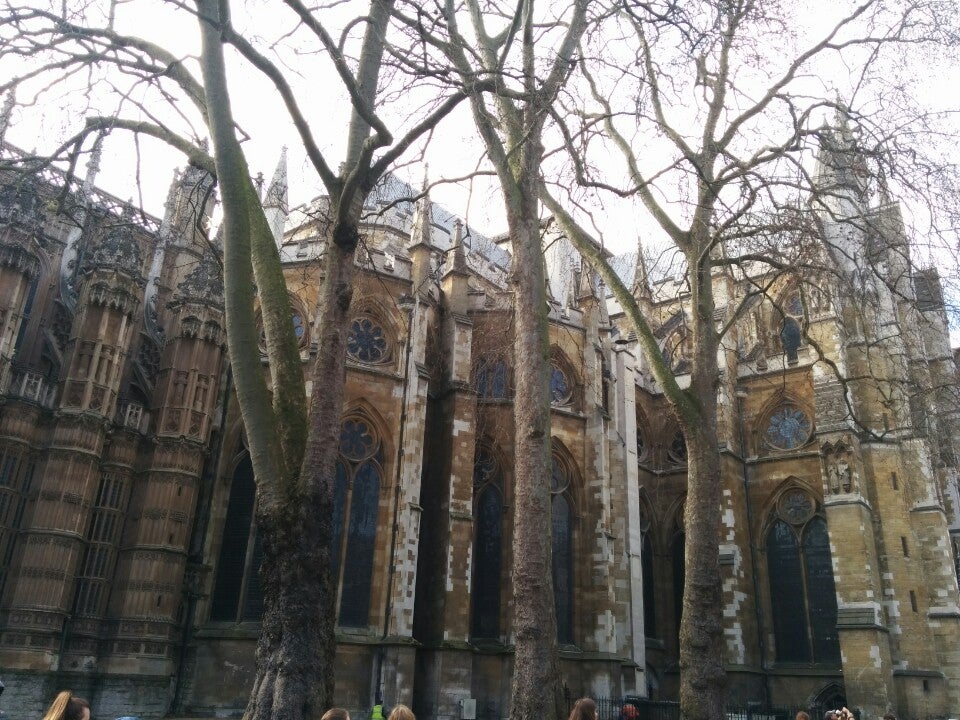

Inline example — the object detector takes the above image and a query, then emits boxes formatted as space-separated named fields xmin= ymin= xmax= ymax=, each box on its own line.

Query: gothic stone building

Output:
xmin=0 ymin=128 xmax=959 ymax=720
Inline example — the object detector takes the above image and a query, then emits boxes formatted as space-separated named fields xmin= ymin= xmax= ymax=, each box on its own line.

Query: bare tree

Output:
xmin=390 ymin=1 xmax=590 ymax=717
xmin=0 ymin=1 xmax=468 ymax=717
xmin=539 ymin=1 xmax=960 ymax=718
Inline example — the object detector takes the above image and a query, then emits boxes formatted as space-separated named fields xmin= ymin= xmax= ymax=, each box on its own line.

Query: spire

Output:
xmin=0 ymin=91 xmax=14 ymax=148
xmin=263 ymin=147 xmax=289 ymax=245
xmin=81 ymin=131 xmax=106 ymax=200
xmin=814 ymin=99 xmax=868 ymax=206
xmin=632 ymin=242 xmax=651 ymax=300
xmin=577 ymin=260 xmax=598 ymax=303
xmin=444 ymin=219 xmax=469 ymax=277
xmin=408 ymin=168 xmax=433 ymax=249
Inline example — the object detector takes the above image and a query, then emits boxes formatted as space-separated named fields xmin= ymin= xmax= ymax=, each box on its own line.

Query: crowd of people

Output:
xmin=37 ymin=690 xmax=896 ymax=720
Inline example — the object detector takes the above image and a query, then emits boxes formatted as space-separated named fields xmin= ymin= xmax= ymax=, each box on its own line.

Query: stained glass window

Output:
xmin=766 ymin=405 xmax=812 ymax=450
xmin=292 ymin=313 xmax=305 ymax=340
xmin=550 ymin=363 xmax=572 ymax=405
xmin=552 ymin=493 xmax=573 ymax=644
xmin=476 ymin=358 xmax=509 ymax=398
xmin=331 ymin=417 xmax=384 ymax=629
xmin=766 ymin=501 xmax=840 ymax=665
xmin=767 ymin=520 xmax=809 ymax=662
xmin=339 ymin=462 xmax=380 ymax=627
xmin=210 ymin=455 xmax=257 ymax=622
xmin=472 ymin=449 xmax=503 ymax=639
xmin=347 ymin=316 xmax=388 ymax=363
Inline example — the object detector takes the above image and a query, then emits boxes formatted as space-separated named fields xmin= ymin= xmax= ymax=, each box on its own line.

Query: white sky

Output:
xmin=5 ymin=0 xmax=960 ymax=265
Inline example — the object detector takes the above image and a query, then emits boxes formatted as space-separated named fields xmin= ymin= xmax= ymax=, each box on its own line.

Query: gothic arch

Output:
xmin=340 ymin=399 xmax=395 ymax=471
xmin=550 ymin=438 xmax=582 ymax=645
xmin=753 ymin=391 xmax=815 ymax=455
xmin=758 ymin=476 xmax=821 ymax=539
xmin=809 ymin=682 xmax=847 ymax=715
xmin=470 ymin=438 xmax=507 ymax=640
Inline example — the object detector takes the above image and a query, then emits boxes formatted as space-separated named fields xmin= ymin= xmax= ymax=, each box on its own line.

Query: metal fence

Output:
xmin=473 ymin=694 xmax=853 ymax=720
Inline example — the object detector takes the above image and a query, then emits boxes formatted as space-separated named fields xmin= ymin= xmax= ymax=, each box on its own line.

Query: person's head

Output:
xmin=388 ymin=704 xmax=415 ymax=720
xmin=824 ymin=711 xmax=838 ymax=720
xmin=882 ymin=714 xmax=895 ymax=720
xmin=569 ymin=697 xmax=598 ymax=720
xmin=321 ymin=708 xmax=351 ymax=720
xmin=796 ymin=712 xmax=810 ymax=720
xmin=42 ymin=692 xmax=90 ymax=720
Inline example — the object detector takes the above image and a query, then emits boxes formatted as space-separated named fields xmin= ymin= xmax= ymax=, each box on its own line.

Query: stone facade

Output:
xmin=0 ymin=121 xmax=959 ymax=720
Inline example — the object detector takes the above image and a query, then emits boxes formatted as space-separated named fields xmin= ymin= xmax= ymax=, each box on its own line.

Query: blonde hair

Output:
xmin=42 ymin=691 xmax=89 ymax=720
xmin=388 ymin=704 xmax=415 ymax=720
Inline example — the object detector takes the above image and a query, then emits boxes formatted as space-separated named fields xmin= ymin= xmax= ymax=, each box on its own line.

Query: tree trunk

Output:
xmin=677 ymin=249 xmax=726 ymax=720
xmin=507 ymin=195 xmax=562 ymax=720
xmin=246 ymin=228 xmax=358 ymax=720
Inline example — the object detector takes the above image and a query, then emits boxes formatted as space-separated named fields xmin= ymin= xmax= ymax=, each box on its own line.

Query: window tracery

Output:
xmin=765 ymin=404 xmax=813 ymax=451
xmin=332 ymin=416 xmax=384 ymax=628
xmin=347 ymin=315 xmax=389 ymax=364
xmin=475 ymin=356 xmax=509 ymax=399
xmin=551 ymin=454 xmax=574 ymax=645
xmin=471 ymin=446 xmax=503 ymax=639
xmin=766 ymin=487 xmax=840 ymax=664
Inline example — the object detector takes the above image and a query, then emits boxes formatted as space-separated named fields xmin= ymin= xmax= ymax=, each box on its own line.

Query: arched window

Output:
xmin=551 ymin=458 xmax=574 ymax=644
xmin=333 ymin=417 xmax=384 ymax=627
xmin=475 ymin=357 xmax=509 ymax=399
xmin=210 ymin=455 xmax=261 ymax=622
xmin=550 ymin=363 xmax=573 ymax=406
xmin=766 ymin=489 xmax=840 ymax=664
xmin=471 ymin=448 xmax=503 ymax=638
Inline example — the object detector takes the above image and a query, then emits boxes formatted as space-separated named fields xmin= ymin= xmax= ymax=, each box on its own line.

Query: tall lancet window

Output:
xmin=333 ymin=417 xmax=384 ymax=628
xmin=766 ymin=488 xmax=840 ymax=664
xmin=471 ymin=447 xmax=503 ymax=639
xmin=551 ymin=457 xmax=574 ymax=644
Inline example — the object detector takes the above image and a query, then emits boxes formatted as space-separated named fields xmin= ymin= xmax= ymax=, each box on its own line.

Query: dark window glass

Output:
xmin=550 ymin=364 xmax=571 ymax=405
xmin=210 ymin=456 xmax=256 ymax=622
xmin=477 ymin=359 xmax=508 ymax=399
xmin=471 ymin=485 xmax=503 ymax=638
xmin=552 ymin=493 xmax=574 ymax=644
xmin=642 ymin=534 xmax=657 ymax=638
xmin=347 ymin=317 xmax=388 ymax=363
xmin=292 ymin=313 xmax=305 ymax=339
xmin=339 ymin=461 xmax=380 ymax=627
xmin=803 ymin=517 xmax=840 ymax=663
xmin=767 ymin=520 xmax=810 ymax=662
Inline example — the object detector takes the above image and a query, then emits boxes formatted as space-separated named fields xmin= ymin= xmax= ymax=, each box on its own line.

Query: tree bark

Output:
xmin=507 ymin=195 xmax=562 ymax=720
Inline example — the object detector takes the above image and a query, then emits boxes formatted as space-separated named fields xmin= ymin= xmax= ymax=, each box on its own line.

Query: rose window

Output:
xmin=766 ymin=405 xmax=812 ymax=450
xmin=347 ymin=317 xmax=388 ymax=363
xmin=550 ymin=364 xmax=572 ymax=406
